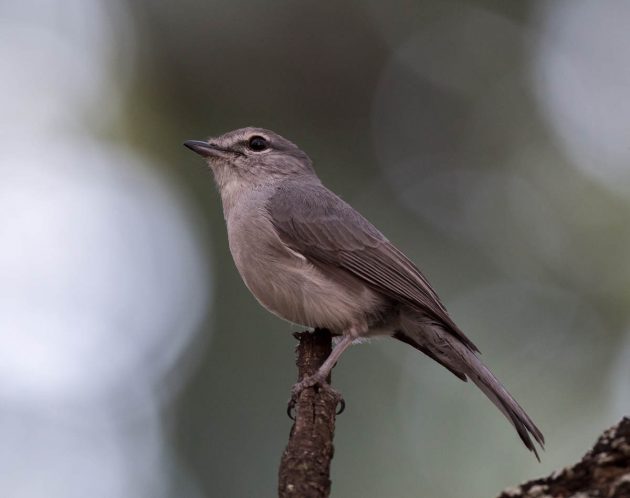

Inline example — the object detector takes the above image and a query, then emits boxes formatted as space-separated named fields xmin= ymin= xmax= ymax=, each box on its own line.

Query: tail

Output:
xmin=396 ymin=311 xmax=545 ymax=460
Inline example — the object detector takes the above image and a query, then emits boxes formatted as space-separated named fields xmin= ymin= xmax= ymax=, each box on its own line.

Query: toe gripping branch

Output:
xmin=286 ymin=330 xmax=345 ymax=419
xmin=287 ymin=376 xmax=345 ymax=420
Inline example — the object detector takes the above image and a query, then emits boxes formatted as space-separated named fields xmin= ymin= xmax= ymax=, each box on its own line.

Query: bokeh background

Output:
xmin=2 ymin=0 xmax=629 ymax=497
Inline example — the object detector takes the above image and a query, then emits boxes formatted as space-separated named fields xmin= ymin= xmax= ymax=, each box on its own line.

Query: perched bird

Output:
xmin=184 ymin=127 xmax=544 ymax=459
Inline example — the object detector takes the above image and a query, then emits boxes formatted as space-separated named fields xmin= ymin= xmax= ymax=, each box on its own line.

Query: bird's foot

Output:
xmin=287 ymin=373 xmax=345 ymax=419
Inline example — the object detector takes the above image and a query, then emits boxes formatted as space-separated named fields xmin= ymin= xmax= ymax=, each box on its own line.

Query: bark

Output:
xmin=498 ymin=417 xmax=630 ymax=498
xmin=278 ymin=329 xmax=340 ymax=498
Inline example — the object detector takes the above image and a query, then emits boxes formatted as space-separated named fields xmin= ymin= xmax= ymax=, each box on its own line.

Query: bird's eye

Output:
xmin=248 ymin=135 xmax=268 ymax=152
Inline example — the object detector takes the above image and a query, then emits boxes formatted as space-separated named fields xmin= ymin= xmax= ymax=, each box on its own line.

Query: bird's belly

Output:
xmin=247 ymin=255 xmax=378 ymax=330
xmin=230 ymin=229 xmax=382 ymax=331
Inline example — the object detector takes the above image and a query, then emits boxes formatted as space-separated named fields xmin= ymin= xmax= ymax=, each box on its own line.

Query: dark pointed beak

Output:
xmin=183 ymin=140 xmax=222 ymax=158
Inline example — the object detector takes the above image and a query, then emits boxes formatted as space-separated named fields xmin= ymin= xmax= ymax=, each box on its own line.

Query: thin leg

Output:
xmin=288 ymin=334 xmax=354 ymax=418
xmin=314 ymin=335 xmax=354 ymax=381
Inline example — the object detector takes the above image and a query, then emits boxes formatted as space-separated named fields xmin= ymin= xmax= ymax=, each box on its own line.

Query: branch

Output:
xmin=498 ymin=417 xmax=630 ymax=498
xmin=278 ymin=329 xmax=340 ymax=498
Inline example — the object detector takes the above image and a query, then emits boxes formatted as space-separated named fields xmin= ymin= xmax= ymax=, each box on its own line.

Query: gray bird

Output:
xmin=184 ymin=127 xmax=544 ymax=459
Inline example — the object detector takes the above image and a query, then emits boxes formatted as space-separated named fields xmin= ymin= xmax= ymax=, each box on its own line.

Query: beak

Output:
xmin=183 ymin=140 xmax=225 ymax=158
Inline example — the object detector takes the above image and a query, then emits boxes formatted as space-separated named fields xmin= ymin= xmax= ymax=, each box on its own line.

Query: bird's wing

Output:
xmin=267 ymin=180 xmax=478 ymax=352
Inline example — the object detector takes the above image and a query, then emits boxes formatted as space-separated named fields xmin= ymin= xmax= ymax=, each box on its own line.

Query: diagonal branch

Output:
xmin=278 ymin=329 xmax=340 ymax=498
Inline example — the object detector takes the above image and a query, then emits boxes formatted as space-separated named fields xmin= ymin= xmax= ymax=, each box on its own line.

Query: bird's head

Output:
xmin=184 ymin=127 xmax=315 ymax=192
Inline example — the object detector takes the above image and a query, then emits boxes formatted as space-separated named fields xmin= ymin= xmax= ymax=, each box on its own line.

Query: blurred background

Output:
xmin=1 ymin=0 xmax=629 ymax=496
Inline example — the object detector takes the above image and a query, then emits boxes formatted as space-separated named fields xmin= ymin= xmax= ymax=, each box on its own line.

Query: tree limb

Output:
xmin=498 ymin=417 xmax=630 ymax=498
xmin=278 ymin=329 xmax=339 ymax=498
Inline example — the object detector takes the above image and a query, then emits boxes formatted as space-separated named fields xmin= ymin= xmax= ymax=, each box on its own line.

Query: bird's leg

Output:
xmin=312 ymin=334 xmax=354 ymax=382
xmin=288 ymin=334 xmax=354 ymax=418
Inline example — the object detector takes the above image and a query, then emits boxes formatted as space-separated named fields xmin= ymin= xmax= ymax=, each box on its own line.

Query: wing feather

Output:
xmin=268 ymin=180 xmax=479 ymax=352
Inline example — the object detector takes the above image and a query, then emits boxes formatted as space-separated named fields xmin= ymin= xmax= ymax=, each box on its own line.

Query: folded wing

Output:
xmin=268 ymin=179 xmax=478 ymax=353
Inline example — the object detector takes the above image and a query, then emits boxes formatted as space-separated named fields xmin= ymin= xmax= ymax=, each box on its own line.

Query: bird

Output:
xmin=184 ymin=127 xmax=544 ymax=459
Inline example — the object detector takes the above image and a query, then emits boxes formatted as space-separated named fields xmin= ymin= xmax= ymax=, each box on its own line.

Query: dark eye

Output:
xmin=248 ymin=135 xmax=268 ymax=152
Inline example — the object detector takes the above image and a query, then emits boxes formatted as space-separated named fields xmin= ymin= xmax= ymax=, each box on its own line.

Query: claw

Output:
xmin=287 ymin=399 xmax=297 ymax=420
xmin=336 ymin=397 xmax=345 ymax=415
xmin=286 ymin=373 xmax=345 ymax=419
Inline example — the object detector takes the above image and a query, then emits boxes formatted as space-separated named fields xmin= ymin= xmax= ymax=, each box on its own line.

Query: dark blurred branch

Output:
xmin=498 ymin=417 xmax=630 ymax=498
xmin=278 ymin=329 xmax=339 ymax=498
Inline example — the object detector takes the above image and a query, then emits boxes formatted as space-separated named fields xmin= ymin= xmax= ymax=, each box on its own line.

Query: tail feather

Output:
xmin=397 ymin=312 xmax=544 ymax=459
xmin=467 ymin=361 xmax=544 ymax=460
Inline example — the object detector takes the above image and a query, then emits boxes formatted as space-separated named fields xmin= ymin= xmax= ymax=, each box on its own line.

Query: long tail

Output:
xmin=396 ymin=310 xmax=545 ymax=460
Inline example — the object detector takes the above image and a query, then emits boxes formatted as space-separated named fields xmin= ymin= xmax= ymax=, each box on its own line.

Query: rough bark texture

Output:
xmin=498 ymin=417 xmax=630 ymax=498
xmin=278 ymin=329 xmax=339 ymax=498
